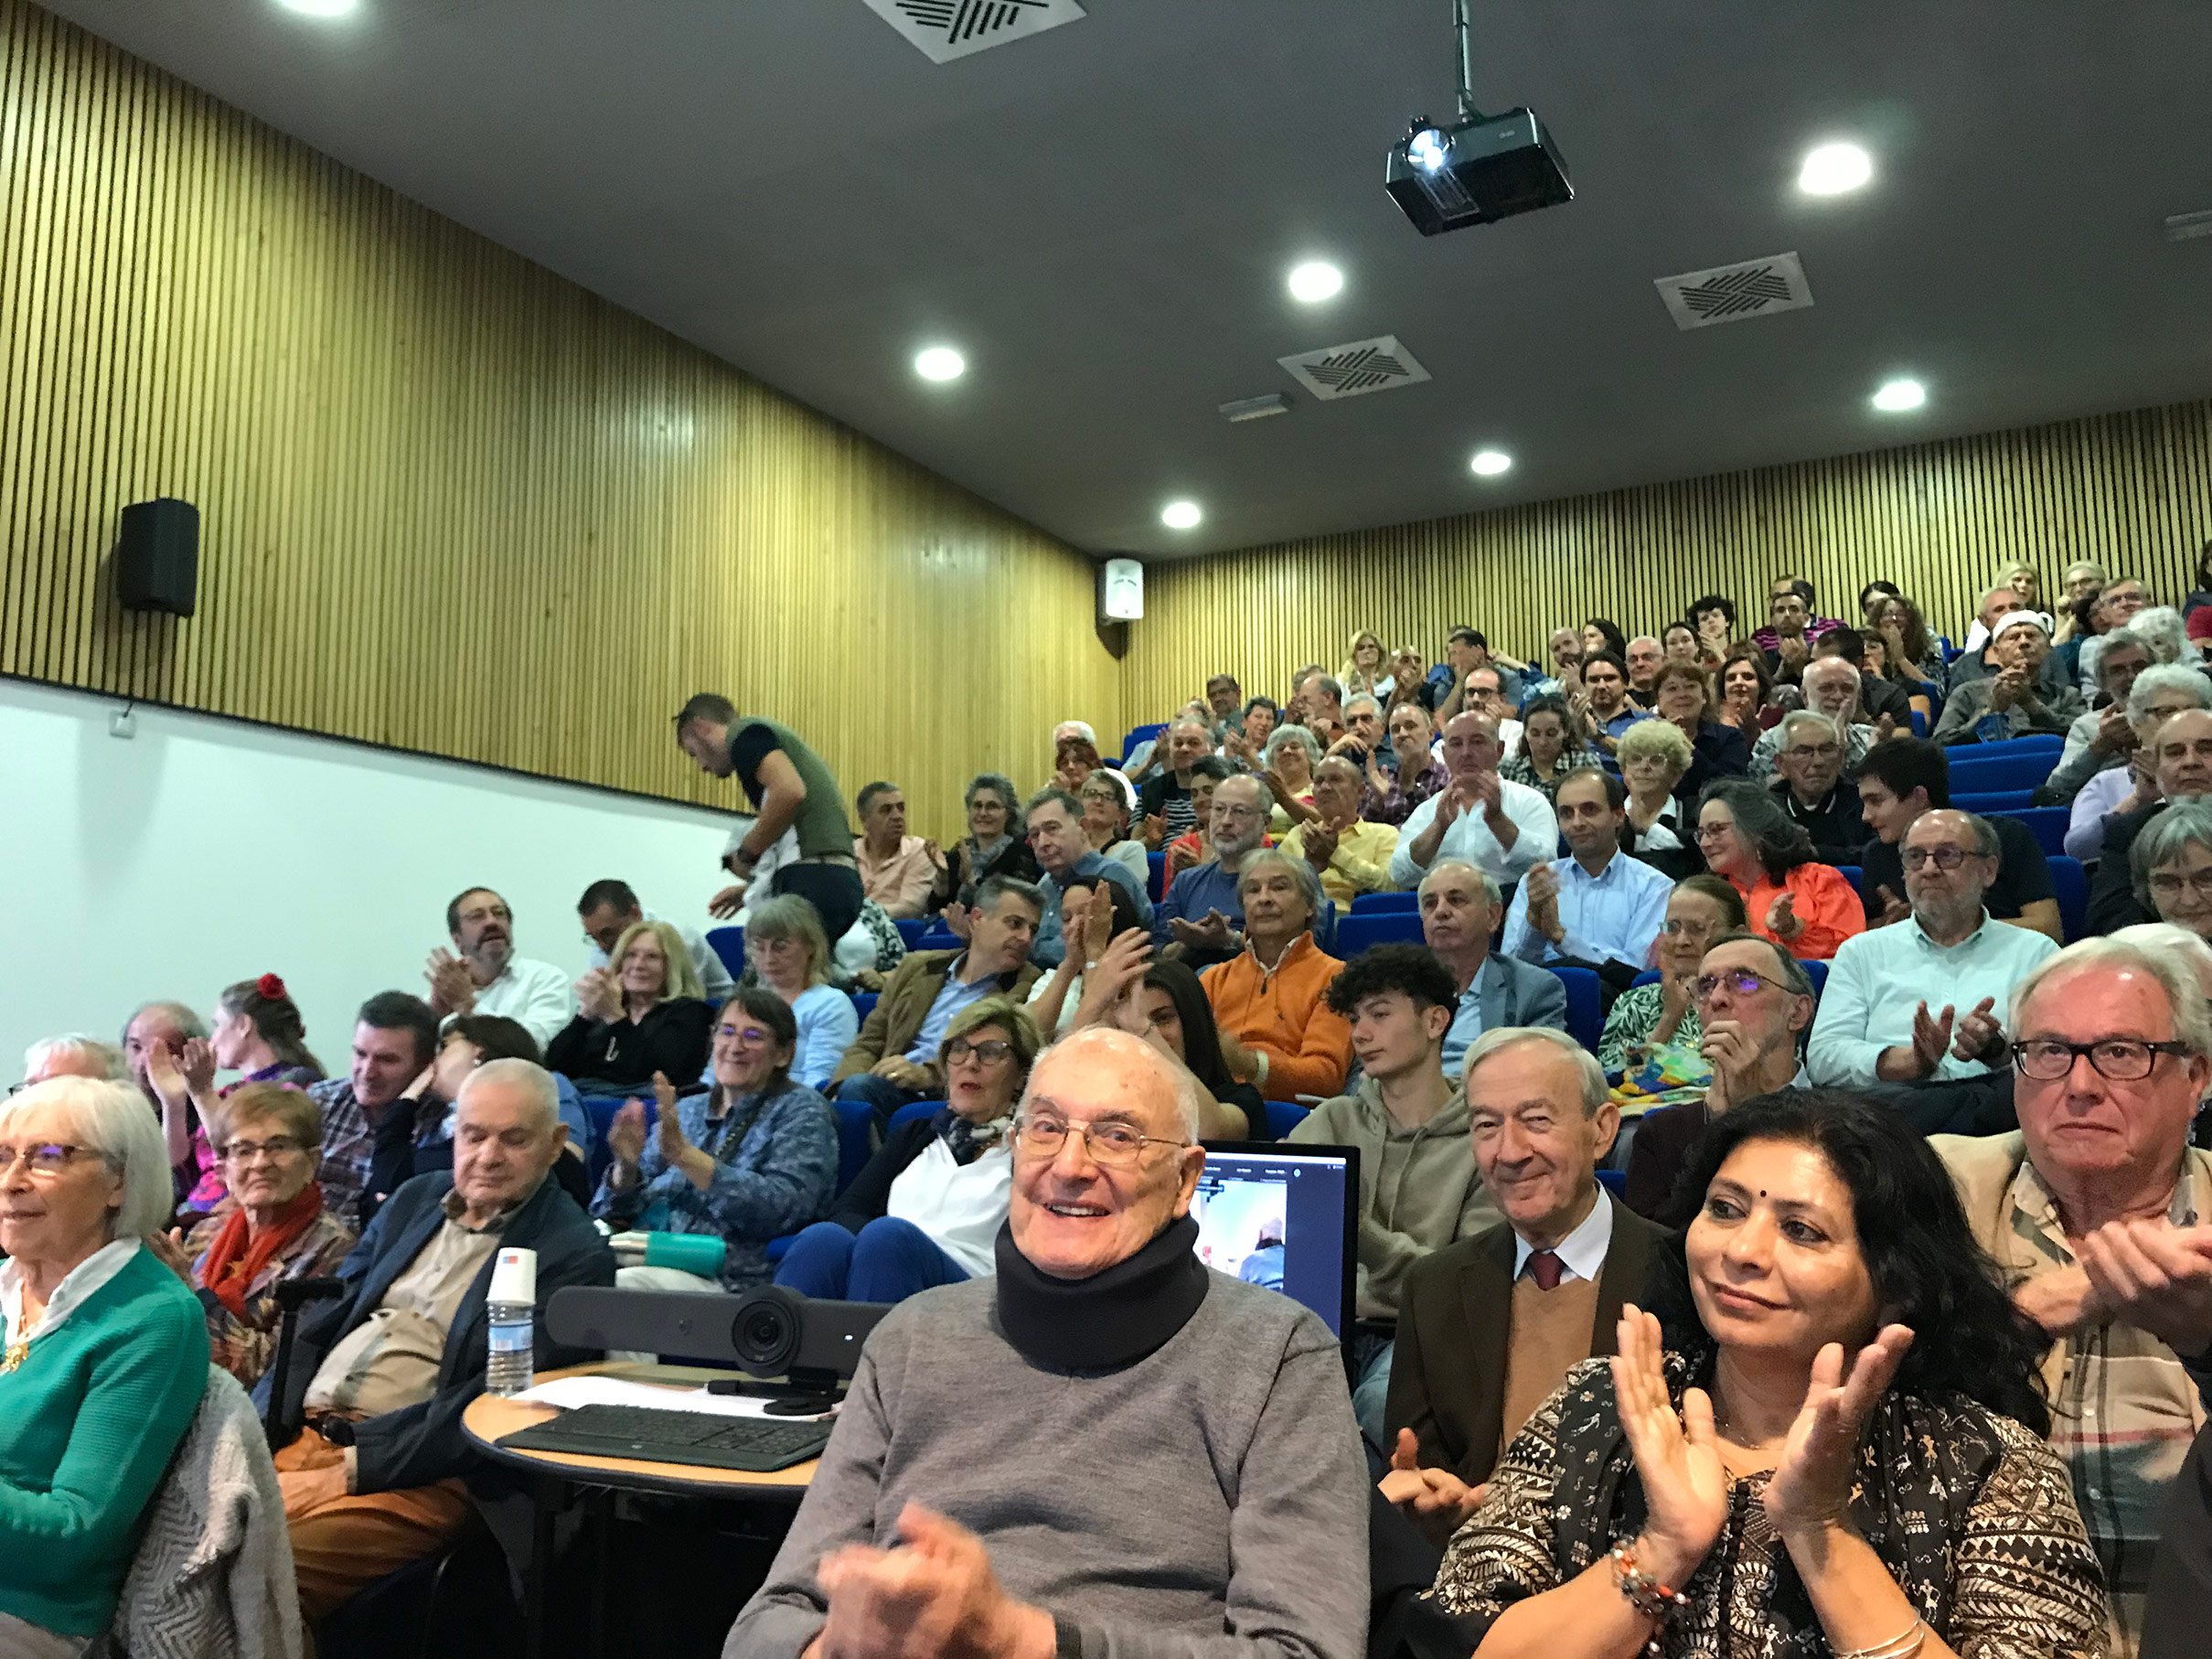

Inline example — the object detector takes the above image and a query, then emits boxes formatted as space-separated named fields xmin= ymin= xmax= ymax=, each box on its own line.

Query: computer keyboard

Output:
xmin=499 ymin=1403 xmax=832 ymax=1472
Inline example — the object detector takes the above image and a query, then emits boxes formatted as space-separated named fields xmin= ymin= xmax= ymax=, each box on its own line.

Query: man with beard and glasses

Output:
xmin=1809 ymin=809 xmax=2057 ymax=1090
xmin=422 ymin=886 xmax=572 ymax=1047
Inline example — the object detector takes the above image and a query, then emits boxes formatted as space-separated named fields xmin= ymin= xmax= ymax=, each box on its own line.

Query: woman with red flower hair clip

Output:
xmin=142 ymin=972 xmax=327 ymax=1220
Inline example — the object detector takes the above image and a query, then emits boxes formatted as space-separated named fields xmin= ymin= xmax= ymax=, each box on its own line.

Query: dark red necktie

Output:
xmin=1526 ymin=1249 xmax=1564 ymax=1291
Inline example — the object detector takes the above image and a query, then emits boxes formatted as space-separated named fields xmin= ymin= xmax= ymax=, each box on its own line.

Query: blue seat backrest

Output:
xmin=1596 ymin=1168 xmax=1626 ymax=1196
xmin=1910 ymin=709 xmax=1928 ymax=737
xmin=1351 ymin=891 xmax=1420 ymax=913
xmin=916 ymin=924 xmax=961 ymax=951
xmin=1546 ymin=966 xmax=1603 ymax=1054
xmin=1951 ymin=790 xmax=2036 ymax=813
xmin=888 ymin=1098 xmax=942 ymax=1134
xmin=1265 ymin=1100 xmax=1309 ymax=1138
xmin=1122 ymin=722 xmax=1166 ymax=763
xmin=1946 ymin=755 xmax=2056 ymax=795
xmin=1834 ymin=865 xmax=1863 ymax=901
xmin=894 ymin=918 xmax=929 ymax=948
xmin=1800 ymin=958 xmax=1828 ymax=995
xmin=1997 ymin=807 xmax=2068 ymax=858
xmin=1334 ymin=911 xmax=1425 ymax=955
xmin=706 ymin=926 xmax=745 ymax=980
xmin=2048 ymin=856 xmax=2087 ymax=943
xmin=831 ymin=1097 xmax=877 ymax=1195
xmin=1148 ymin=851 xmax=1167 ymax=903
xmin=850 ymin=991 xmax=879 ymax=1022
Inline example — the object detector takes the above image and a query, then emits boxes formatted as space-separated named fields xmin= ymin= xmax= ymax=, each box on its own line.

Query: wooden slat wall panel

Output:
xmin=0 ymin=0 xmax=1119 ymax=835
xmin=1127 ymin=402 xmax=2212 ymax=714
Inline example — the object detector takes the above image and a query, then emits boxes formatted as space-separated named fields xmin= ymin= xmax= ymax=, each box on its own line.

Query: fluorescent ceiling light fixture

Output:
xmin=1798 ymin=142 xmax=1872 ymax=196
xmin=1160 ymin=500 xmax=1202 ymax=530
xmin=913 ymin=346 xmax=966 ymax=382
xmin=277 ymin=0 xmax=358 ymax=16
xmin=1469 ymin=448 xmax=1512 ymax=476
xmin=1871 ymin=377 xmax=1927 ymax=412
xmin=1286 ymin=261 xmax=1344 ymax=304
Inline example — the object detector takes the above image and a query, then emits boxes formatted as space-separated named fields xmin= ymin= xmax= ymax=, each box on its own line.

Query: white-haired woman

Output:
xmin=0 ymin=1078 xmax=210 ymax=1653
xmin=20 ymin=1035 xmax=129 ymax=1086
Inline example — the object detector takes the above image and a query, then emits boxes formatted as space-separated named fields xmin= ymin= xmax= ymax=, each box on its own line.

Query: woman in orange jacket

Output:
xmin=1691 ymin=778 xmax=1865 ymax=961
xmin=1199 ymin=851 xmax=1353 ymax=1099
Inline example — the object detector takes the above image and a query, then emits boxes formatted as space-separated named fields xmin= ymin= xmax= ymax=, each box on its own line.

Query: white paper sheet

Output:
xmin=513 ymin=1375 xmax=836 ymax=1421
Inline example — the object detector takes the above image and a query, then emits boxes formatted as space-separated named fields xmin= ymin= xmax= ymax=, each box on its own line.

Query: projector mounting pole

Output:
xmin=1451 ymin=0 xmax=1484 ymax=123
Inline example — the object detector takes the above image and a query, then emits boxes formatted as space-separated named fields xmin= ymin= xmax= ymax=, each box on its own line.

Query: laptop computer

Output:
xmin=1191 ymin=1141 xmax=1359 ymax=1348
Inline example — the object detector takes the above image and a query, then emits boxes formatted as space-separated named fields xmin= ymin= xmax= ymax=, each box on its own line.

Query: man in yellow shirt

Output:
xmin=1283 ymin=755 xmax=1398 ymax=905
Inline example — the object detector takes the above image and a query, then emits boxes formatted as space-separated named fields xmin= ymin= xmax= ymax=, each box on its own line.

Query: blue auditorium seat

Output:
xmin=1951 ymin=790 xmax=2036 ymax=814
xmin=888 ymin=1098 xmax=942 ymax=1134
xmin=850 ymin=990 xmax=879 ymax=1022
xmin=1264 ymin=1101 xmax=1309 ymax=1139
xmin=706 ymin=926 xmax=744 ymax=980
xmin=1331 ymin=910 xmax=1424 ymax=955
xmin=1148 ymin=851 xmax=1167 ymax=903
xmin=1351 ymin=891 xmax=1420 ymax=913
xmin=1546 ymin=966 xmax=1603 ymax=1054
xmin=894 ymin=918 xmax=929 ymax=948
xmin=2049 ymin=856 xmax=2087 ymax=942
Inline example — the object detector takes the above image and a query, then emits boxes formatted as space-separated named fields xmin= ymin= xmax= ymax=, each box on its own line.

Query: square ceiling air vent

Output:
xmin=1277 ymin=337 xmax=1432 ymax=401
xmin=860 ymin=0 xmax=1085 ymax=63
xmin=1654 ymin=252 xmax=1813 ymax=330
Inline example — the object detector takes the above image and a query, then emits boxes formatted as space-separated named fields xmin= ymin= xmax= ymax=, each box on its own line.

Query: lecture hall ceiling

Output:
xmin=40 ymin=0 xmax=2212 ymax=558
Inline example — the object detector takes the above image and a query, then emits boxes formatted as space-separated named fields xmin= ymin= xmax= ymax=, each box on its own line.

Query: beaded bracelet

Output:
xmin=1835 ymin=1619 xmax=1928 ymax=1659
xmin=1608 ymin=1542 xmax=1688 ymax=1654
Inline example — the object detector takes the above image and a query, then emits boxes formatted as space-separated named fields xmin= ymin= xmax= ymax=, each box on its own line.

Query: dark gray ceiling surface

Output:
xmin=41 ymin=0 xmax=2212 ymax=556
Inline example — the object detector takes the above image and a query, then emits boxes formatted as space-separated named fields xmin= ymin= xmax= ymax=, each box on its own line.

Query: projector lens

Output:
xmin=1407 ymin=128 xmax=1448 ymax=171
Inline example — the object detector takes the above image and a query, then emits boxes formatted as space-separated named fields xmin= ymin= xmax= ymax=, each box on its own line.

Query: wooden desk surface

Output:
xmin=463 ymin=1361 xmax=818 ymax=1497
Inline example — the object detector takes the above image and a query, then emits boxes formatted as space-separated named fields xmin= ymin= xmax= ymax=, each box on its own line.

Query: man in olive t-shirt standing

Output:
xmin=676 ymin=693 xmax=865 ymax=943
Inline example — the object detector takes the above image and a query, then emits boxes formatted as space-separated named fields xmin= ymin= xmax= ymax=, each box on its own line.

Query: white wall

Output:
xmin=0 ymin=678 xmax=740 ymax=1080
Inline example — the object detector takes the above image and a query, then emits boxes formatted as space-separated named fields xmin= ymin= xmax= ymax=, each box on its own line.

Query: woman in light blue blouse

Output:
xmin=745 ymin=894 xmax=859 ymax=1089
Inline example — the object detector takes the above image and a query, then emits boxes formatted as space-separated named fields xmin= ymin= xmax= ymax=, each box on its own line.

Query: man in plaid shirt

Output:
xmin=307 ymin=990 xmax=440 ymax=1230
xmin=1936 ymin=932 xmax=2212 ymax=1659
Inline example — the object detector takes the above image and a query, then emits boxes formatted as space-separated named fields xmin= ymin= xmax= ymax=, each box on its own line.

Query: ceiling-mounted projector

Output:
xmin=1385 ymin=2 xmax=1572 ymax=235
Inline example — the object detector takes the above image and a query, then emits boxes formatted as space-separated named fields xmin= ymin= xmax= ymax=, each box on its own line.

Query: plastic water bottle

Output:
xmin=485 ymin=1247 xmax=538 ymax=1398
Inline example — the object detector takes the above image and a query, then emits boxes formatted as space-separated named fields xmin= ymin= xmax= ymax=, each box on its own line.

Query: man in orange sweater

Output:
xmin=1200 ymin=851 xmax=1353 ymax=1099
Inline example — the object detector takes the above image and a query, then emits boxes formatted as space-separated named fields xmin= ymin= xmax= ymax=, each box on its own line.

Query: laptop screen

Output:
xmin=1190 ymin=1142 xmax=1358 ymax=1340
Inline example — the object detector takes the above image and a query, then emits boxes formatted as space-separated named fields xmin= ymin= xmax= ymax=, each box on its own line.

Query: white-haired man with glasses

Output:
xmin=726 ymin=1026 xmax=1367 ymax=1659
xmin=1808 ymin=809 xmax=2057 ymax=1089
xmin=1934 ymin=934 xmax=2212 ymax=1657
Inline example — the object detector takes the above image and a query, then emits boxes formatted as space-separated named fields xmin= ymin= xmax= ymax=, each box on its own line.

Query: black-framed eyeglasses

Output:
xmin=945 ymin=1039 xmax=1013 ymax=1066
xmin=2013 ymin=1039 xmax=2194 ymax=1081
xmin=1692 ymin=969 xmax=1789 ymax=1002
xmin=1902 ymin=845 xmax=1982 ymax=872
xmin=219 ymin=1135 xmax=309 ymax=1164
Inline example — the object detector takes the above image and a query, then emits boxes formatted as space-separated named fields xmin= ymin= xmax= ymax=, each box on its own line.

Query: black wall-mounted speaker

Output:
xmin=116 ymin=498 xmax=199 ymax=615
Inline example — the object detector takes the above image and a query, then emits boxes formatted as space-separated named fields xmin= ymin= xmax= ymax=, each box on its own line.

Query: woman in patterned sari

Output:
xmin=1434 ymin=1089 xmax=2106 ymax=1659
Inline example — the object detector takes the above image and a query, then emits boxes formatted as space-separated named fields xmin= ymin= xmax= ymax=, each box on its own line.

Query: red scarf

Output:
xmin=199 ymin=1183 xmax=325 ymax=1320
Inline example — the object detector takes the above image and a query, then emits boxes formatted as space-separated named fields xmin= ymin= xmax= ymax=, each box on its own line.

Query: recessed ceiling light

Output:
xmin=276 ymin=0 xmax=358 ymax=16
xmin=1160 ymin=500 xmax=1202 ymax=530
xmin=1286 ymin=261 xmax=1344 ymax=304
xmin=913 ymin=346 xmax=966 ymax=382
xmin=1871 ymin=377 xmax=1927 ymax=412
xmin=1469 ymin=448 xmax=1512 ymax=476
xmin=1798 ymin=142 xmax=1872 ymax=196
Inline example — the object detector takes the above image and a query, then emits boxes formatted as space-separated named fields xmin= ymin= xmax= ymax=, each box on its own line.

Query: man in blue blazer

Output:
xmin=1417 ymin=860 xmax=1569 ymax=1078
xmin=259 ymin=1058 xmax=615 ymax=1622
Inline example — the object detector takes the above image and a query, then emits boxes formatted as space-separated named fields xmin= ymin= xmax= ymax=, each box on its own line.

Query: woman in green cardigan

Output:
xmin=0 ymin=1076 xmax=210 ymax=1653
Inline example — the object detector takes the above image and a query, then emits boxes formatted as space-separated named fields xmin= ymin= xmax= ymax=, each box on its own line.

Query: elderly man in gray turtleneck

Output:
xmin=726 ymin=1027 xmax=1367 ymax=1659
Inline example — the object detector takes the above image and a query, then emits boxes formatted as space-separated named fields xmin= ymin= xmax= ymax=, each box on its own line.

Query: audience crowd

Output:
xmin=16 ymin=562 xmax=2212 ymax=1658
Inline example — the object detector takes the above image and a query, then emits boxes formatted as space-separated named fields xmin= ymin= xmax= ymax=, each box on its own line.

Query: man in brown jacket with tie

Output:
xmin=1378 ymin=1025 xmax=1667 ymax=1542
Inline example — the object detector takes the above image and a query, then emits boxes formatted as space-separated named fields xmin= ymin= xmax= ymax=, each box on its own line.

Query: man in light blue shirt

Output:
xmin=1501 ymin=769 xmax=1671 ymax=984
xmin=1807 ymin=808 xmax=2058 ymax=1088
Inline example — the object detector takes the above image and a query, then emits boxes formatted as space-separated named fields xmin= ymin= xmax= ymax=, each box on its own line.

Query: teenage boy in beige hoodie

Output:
xmin=1291 ymin=943 xmax=1499 ymax=1454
